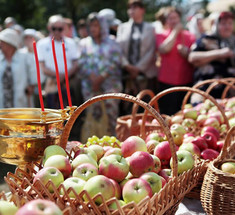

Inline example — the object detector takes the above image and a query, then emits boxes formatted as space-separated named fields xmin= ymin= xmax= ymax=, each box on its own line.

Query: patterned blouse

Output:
xmin=78 ymin=36 xmax=123 ymax=100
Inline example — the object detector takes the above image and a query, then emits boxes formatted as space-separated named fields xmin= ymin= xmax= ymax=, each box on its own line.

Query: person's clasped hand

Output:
xmin=90 ymin=73 xmax=103 ymax=92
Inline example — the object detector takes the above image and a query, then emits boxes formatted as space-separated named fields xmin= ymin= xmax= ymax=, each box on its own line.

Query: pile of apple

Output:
xmin=30 ymin=134 xmax=195 ymax=209
xmin=0 ymin=199 xmax=63 ymax=215
xmin=162 ymin=98 xmax=235 ymax=162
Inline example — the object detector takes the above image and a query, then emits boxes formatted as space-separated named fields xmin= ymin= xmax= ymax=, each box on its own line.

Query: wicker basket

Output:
xmin=200 ymin=126 xmax=235 ymax=215
xmin=182 ymin=78 xmax=235 ymax=106
xmin=0 ymin=191 xmax=73 ymax=215
xmin=5 ymin=93 xmax=206 ymax=215
xmin=116 ymin=90 xmax=172 ymax=142
xmin=140 ymin=86 xmax=230 ymax=200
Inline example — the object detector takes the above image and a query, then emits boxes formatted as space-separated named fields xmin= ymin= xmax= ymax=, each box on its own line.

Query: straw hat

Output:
xmin=0 ymin=28 xmax=20 ymax=48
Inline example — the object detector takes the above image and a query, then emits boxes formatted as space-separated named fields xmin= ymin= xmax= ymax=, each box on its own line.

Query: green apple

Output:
xmin=42 ymin=145 xmax=67 ymax=165
xmin=33 ymin=167 xmax=64 ymax=193
xmin=171 ymin=114 xmax=184 ymax=124
xmin=0 ymin=201 xmax=18 ymax=215
xmin=44 ymin=155 xmax=72 ymax=178
xmin=104 ymin=148 xmax=122 ymax=157
xmin=72 ymin=154 xmax=98 ymax=169
xmin=183 ymin=108 xmax=198 ymax=120
xmin=221 ymin=162 xmax=235 ymax=174
xmin=170 ymin=150 xmax=194 ymax=175
xmin=74 ymin=148 xmax=98 ymax=162
xmin=108 ymin=200 xmax=125 ymax=210
xmin=179 ymin=143 xmax=200 ymax=157
xmin=122 ymin=178 xmax=152 ymax=204
xmin=88 ymin=145 xmax=104 ymax=161
xmin=60 ymin=177 xmax=86 ymax=198
xmin=140 ymin=172 xmax=162 ymax=193
xmin=83 ymin=175 xmax=115 ymax=205
xmin=72 ymin=163 xmax=98 ymax=181
xmin=99 ymin=154 xmax=129 ymax=182
xmin=170 ymin=123 xmax=187 ymax=146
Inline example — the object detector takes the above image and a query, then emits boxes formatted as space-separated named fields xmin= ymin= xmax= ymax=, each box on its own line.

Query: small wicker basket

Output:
xmin=200 ymin=126 xmax=235 ymax=215
xmin=116 ymin=90 xmax=171 ymax=142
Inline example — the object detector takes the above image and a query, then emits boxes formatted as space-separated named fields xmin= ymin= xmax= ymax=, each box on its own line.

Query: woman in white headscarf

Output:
xmin=78 ymin=12 xmax=123 ymax=136
xmin=187 ymin=13 xmax=205 ymax=39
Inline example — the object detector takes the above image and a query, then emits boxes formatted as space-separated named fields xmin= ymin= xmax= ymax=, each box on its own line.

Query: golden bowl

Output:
xmin=0 ymin=108 xmax=68 ymax=165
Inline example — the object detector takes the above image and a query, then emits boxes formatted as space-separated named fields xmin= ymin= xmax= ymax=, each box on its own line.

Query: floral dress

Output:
xmin=78 ymin=35 xmax=123 ymax=136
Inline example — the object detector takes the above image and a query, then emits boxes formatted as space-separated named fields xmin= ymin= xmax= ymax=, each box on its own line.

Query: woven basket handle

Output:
xmin=182 ymin=79 xmax=235 ymax=106
xmin=140 ymin=86 xmax=230 ymax=136
xmin=59 ymin=93 xmax=178 ymax=178
xmin=216 ymin=126 xmax=235 ymax=161
xmin=130 ymin=90 xmax=156 ymax=127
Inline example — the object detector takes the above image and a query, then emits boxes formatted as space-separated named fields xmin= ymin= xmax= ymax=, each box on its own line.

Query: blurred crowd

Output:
xmin=0 ymin=0 xmax=235 ymax=138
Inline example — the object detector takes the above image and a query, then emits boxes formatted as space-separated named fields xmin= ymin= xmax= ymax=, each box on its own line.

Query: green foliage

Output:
xmin=0 ymin=0 xmax=209 ymax=30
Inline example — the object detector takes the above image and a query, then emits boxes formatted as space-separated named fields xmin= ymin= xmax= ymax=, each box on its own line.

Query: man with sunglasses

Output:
xmin=37 ymin=15 xmax=79 ymax=109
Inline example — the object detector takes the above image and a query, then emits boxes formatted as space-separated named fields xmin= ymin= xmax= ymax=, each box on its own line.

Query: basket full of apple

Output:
xmin=141 ymin=86 xmax=235 ymax=199
xmin=4 ymin=93 xmax=206 ymax=215
xmin=201 ymin=126 xmax=235 ymax=215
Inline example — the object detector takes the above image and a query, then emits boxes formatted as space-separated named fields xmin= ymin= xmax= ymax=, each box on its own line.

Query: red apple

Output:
xmin=154 ymin=141 xmax=172 ymax=166
xmin=33 ymin=167 xmax=64 ymax=193
xmin=83 ymin=175 xmax=115 ymax=205
xmin=209 ymin=111 xmax=224 ymax=124
xmin=109 ymin=178 xmax=121 ymax=199
xmin=160 ymin=176 xmax=167 ymax=188
xmin=201 ymin=149 xmax=219 ymax=161
xmin=183 ymin=133 xmax=195 ymax=138
xmin=103 ymin=146 xmax=113 ymax=153
xmin=121 ymin=136 xmax=147 ymax=158
xmin=201 ymin=126 xmax=220 ymax=141
xmin=191 ymin=136 xmax=208 ymax=151
xmin=44 ymin=155 xmax=72 ymax=179
xmin=201 ymin=132 xmax=217 ymax=149
xmin=158 ymin=169 xmax=171 ymax=182
xmin=150 ymin=154 xmax=161 ymax=174
xmin=15 ymin=199 xmax=62 ymax=215
xmin=129 ymin=151 xmax=154 ymax=177
xmin=99 ymin=154 xmax=129 ymax=182
xmin=216 ymin=140 xmax=224 ymax=152
xmin=122 ymin=178 xmax=153 ymax=204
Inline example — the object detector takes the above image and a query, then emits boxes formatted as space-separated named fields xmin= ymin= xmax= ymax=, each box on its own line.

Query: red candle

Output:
xmin=51 ymin=38 xmax=64 ymax=110
xmin=62 ymin=40 xmax=72 ymax=107
xmin=33 ymin=40 xmax=44 ymax=112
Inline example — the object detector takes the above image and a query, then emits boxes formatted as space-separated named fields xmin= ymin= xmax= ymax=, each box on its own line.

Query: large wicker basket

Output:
xmin=5 ymin=93 xmax=206 ymax=215
xmin=200 ymin=126 xmax=235 ymax=215
xmin=140 ymin=86 xmax=230 ymax=200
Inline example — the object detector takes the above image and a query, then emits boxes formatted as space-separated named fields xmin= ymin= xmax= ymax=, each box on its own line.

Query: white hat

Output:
xmin=23 ymin=28 xmax=39 ymax=41
xmin=0 ymin=28 xmax=20 ymax=48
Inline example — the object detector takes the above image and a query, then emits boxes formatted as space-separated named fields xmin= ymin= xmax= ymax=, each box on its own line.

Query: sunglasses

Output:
xmin=51 ymin=27 xmax=63 ymax=32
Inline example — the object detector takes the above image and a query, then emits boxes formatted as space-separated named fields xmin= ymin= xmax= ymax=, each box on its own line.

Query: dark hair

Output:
xmin=128 ymin=0 xmax=144 ymax=9
xmin=77 ymin=19 xmax=86 ymax=29
xmin=87 ymin=12 xmax=99 ymax=25
xmin=163 ymin=6 xmax=182 ymax=19
xmin=155 ymin=7 xmax=167 ymax=25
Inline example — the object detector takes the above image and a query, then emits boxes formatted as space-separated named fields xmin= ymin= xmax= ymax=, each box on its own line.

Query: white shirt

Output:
xmin=37 ymin=36 xmax=79 ymax=74
xmin=0 ymin=50 xmax=33 ymax=108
